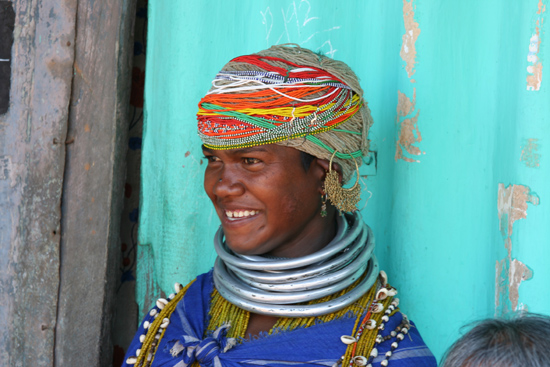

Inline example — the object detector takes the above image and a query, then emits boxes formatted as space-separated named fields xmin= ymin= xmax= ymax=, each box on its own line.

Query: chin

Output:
xmin=225 ymin=238 xmax=267 ymax=256
xmin=226 ymin=244 xmax=259 ymax=256
xmin=222 ymin=223 xmax=270 ymax=255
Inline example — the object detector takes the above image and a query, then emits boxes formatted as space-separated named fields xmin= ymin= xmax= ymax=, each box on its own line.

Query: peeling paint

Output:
xmin=497 ymin=183 xmax=540 ymax=239
xmin=495 ymin=184 xmax=539 ymax=315
xmin=509 ymin=259 xmax=533 ymax=311
xmin=400 ymin=0 xmax=421 ymax=78
xmin=395 ymin=89 xmax=422 ymax=162
xmin=397 ymin=89 xmax=416 ymax=116
xmin=538 ymin=0 xmax=547 ymax=14
xmin=526 ymin=0 xmax=546 ymax=91
xmin=520 ymin=138 xmax=541 ymax=168
xmin=397 ymin=0 xmax=422 ymax=162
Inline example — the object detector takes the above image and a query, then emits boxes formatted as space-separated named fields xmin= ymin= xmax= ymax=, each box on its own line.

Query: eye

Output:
xmin=203 ymin=155 xmax=221 ymax=163
xmin=243 ymin=157 xmax=261 ymax=165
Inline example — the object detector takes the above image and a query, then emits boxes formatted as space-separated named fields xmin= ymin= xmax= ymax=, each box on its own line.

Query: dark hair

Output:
xmin=300 ymin=151 xmax=316 ymax=171
xmin=441 ymin=313 xmax=550 ymax=367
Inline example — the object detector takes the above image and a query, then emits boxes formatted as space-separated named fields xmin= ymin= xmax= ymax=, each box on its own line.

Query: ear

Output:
xmin=313 ymin=158 xmax=344 ymax=194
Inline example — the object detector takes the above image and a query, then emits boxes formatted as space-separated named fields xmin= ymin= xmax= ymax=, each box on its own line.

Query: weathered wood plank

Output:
xmin=53 ymin=0 xmax=136 ymax=365
xmin=0 ymin=0 xmax=77 ymax=365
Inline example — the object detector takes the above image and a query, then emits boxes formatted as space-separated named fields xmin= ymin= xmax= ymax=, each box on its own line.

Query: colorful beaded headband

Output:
xmin=197 ymin=54 xmax=363 ymax=158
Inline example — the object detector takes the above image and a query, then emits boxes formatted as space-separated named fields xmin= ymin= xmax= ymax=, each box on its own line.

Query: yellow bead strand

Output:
xmin=134 ymin=280 xmax=195 ymax=367
xmin=170 ymin=277 xmax=392 ymax=367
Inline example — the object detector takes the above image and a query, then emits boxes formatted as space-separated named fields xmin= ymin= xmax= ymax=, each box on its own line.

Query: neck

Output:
xmin=264 ymin=209 xmax=338 ymax=258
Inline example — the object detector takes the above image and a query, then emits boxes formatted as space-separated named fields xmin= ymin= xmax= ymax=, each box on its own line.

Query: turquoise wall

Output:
xmin=138 ymin=0 xmax=550 ymax=361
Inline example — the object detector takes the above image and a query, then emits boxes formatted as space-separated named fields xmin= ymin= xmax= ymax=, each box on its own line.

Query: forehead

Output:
xmin=202 ymin=144 xmax=301 ymax=159
xmin=202 ymin=145 xmax=267 ymax=154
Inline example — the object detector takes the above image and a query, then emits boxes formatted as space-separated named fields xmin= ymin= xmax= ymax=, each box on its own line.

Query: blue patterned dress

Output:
xmin=123 ymin=271 xmax=437 ymax=367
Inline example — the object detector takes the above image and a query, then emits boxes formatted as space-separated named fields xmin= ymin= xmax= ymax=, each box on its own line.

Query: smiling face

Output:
xmin=203 ymin=144 xmax=337 ymax=257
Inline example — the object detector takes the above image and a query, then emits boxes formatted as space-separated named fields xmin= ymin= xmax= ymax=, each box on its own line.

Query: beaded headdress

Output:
xmin=197 ymin=44 xmax=373 ymax=182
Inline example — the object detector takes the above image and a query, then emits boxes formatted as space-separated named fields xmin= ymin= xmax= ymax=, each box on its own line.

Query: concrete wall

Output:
xmin=139 ymin=0 xmax=550 ymax=360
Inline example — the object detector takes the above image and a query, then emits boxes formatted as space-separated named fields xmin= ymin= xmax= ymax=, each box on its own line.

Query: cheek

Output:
xmin=278 ymin=184 xmax=318 ymax=216
xmin=279 ymin=192 xmax=300 ymax=215
xmin=203 ymin=171 xmax=216 ymax=200
xmin=272 ymin=170 xmax=321 ymax=216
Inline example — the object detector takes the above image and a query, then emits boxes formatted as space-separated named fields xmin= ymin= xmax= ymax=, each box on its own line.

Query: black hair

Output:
xmin=441 ymin=313 xmax=550 ymax=367
xmin=300 ymin=151 xmax=316 ymax=171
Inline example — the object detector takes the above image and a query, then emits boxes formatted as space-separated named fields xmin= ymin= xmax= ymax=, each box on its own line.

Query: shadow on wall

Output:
xmin=112 ymin=1 xmax=148 ymax=366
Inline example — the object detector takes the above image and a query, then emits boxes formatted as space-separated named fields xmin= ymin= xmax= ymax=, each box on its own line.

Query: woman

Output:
xmin=123 ymin=45 xmax=436 ymax=367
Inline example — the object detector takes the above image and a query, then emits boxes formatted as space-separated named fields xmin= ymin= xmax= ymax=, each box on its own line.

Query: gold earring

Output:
xmin=324 ymin=150 xmax=361 ymax=214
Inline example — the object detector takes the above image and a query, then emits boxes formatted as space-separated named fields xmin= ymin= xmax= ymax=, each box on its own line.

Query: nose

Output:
xmin=212 ymin=165 xmax=245 ymax=198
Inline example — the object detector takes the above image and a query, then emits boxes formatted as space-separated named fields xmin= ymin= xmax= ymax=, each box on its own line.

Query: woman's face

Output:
xmin=203 ymin=144 xmax=335 ymax=257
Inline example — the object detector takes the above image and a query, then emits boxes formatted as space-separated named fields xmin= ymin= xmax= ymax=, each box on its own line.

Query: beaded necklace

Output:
xmin=206 ymin=277 xmax=376 ymax=339
xmin=202 ymin=274 xmax=403 ymax=367
xmin=126 ymin=273 xmax=406 ymax=367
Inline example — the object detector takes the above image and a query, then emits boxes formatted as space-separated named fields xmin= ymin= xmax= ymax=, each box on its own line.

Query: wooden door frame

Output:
xmin=0 ymin=0 xmax=136 ymax=365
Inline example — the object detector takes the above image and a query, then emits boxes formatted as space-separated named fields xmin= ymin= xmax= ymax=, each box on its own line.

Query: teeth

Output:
xmin=225 ymin=210 xmax=258 ymax=219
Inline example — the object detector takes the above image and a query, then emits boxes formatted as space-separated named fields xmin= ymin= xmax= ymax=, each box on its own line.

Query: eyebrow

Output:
xmin=231 ymin=147 xmax=268 ymax=154
xmin=201 ymin=145 xmax=214 ymax=154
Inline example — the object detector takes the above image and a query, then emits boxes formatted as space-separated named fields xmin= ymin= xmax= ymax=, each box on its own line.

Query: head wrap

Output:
xmin=197 ymin=44 xmax=373 ymax=182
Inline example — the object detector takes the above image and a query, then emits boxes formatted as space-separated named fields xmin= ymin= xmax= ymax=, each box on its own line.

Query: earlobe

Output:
xmin=314 ymin=158 xmax=343 ymax=193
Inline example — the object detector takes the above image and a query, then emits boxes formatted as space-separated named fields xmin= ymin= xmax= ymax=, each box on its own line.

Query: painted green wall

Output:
xmin=138 ymin=0 xmax=550 ymax=360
